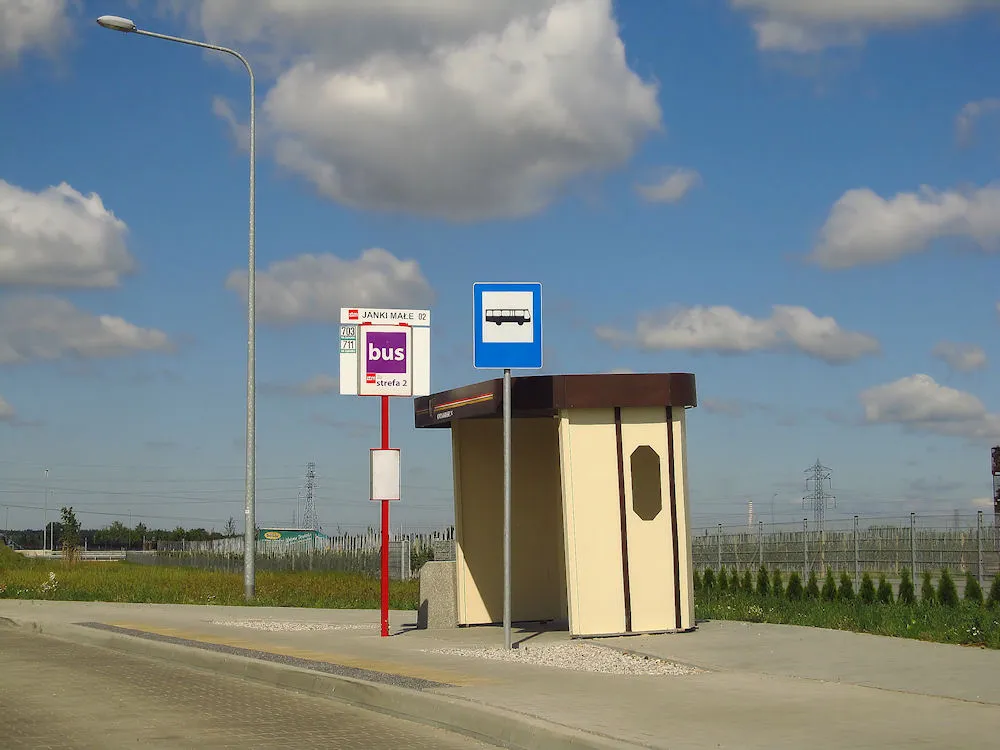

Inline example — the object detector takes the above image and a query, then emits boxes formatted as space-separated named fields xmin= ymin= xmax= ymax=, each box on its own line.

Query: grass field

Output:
xmin=0 ymin=545 xmax=420 ymax=610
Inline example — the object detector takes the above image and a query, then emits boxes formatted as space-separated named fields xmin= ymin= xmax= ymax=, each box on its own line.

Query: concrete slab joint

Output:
xmin=418 ymin=560 xmax=458 ymax=629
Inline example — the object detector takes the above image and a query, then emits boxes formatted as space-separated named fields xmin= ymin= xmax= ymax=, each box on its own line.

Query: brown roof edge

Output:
xmin=414 ymin=373 xmax=696 ymax=429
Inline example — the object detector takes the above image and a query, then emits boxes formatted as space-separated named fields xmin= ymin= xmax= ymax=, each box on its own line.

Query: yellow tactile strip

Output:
xmin=77 ymin=621 xmax=490 ymax=689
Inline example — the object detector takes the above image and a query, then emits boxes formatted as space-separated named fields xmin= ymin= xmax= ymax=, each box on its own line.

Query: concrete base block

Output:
xmin=417 ymin=561 xmax=457 ymax=629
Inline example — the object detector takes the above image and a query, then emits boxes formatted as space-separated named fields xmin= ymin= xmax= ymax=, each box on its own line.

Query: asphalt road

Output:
xmin=0 ymin=625 xmax=493 ymax=749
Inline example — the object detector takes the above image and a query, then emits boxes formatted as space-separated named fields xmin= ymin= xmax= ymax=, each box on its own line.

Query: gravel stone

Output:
xmin=428 ymin=642 xmax=701 ymax=676
xmin=210 ymin=619 xmax=377 ymax=632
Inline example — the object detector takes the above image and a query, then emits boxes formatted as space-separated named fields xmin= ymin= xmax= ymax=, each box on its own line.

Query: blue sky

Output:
xmin=2 ymin=0 xmax=1000 ymax=536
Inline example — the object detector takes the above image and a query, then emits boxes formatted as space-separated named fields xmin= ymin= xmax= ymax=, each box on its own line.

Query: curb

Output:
xmin=13 ymin=617 xmax=648 ymax=750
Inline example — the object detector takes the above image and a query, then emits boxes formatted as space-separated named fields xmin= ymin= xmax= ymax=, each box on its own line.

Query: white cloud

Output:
xmin=730 ymin=0 xmax=995 ymax=53
xmin=931 ymin=341 xmax=987 ymax=373
xmin=0 ymin=0 xmax=69 ymax=68
xmin=295 ymin=373 xmax=339 ymax=395
xmin=0 ymin=180 xmax=135 ymax=288
xmin=0 ymin=296 xmax=172 ymax=364
xmin=227 ymin=248 xmax=434 ymax=324
xmin=596 ymin=304 xmax=879 ymax=364
xmin=956 ymin=98 xmax=1000 ymax=146
xmin=178 ymin=0 xmax=661 ymax=220
xmin=859 ymin=374 xmax=1000 ymax=441
xmin=809 ymin=183 xmax=1000 ymax=269
xmin=0 ymin=394 xmax=14 ymax=421
xmin=635 ymin=168 xmax=702 ymax=204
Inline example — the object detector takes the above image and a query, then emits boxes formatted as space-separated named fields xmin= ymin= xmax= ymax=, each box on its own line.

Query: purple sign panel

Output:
xmin=365 ymin=331 xmax=408 ymax=375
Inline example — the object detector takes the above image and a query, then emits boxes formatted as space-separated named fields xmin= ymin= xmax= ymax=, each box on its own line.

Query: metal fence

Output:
xmin=142 ymin=528 xmax=456 ymax=579
xmin=692 ymin=511 xmax=1000 ymax=586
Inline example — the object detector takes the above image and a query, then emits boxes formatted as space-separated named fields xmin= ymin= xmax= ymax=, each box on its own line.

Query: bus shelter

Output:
xmin=414 ymin=373 xmax=698 ymax=638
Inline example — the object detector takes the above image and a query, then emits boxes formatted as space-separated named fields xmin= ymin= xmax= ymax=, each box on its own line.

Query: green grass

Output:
xmin=696 ymin=577 xmax=1000 ymax=649
xmin=0 ymin=550 xmax=420 ymax=609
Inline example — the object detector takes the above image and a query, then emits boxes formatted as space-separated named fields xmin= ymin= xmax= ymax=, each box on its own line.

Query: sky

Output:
xmin=2 ymin=0 xmax=1000 ymax=537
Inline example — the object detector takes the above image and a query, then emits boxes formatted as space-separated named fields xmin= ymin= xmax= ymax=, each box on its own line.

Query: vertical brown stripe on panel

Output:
xmin=615 ymin=407 xmax=632 ymax=633
xmin=666 ymin=406 xmax=682 ymax=630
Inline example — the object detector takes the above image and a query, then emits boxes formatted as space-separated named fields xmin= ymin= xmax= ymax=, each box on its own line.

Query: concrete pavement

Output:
xmin=1 ymin=599 xmax=998 ymax=749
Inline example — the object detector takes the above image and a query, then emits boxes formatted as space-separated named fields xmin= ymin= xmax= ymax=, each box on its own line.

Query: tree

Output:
xmin=898 ymin=568 xmax=915 ymax=605
xmin=756 ymin=565 xmax=770 ymax=596
xmin=702 ymin=568 xmax=715 ymax=590
xmin=718 ymin=566 xmax=729 ymax=591
xmin=964 ymin=571 xmax=983 ymax=606
xmin=821 ymin=569 xmax=837 ymax=602
xmin=224 ymin=516 xmax=238 ymax=537
xmin=987 ymin=573 xmax=1000 ymax=609
xmin=837 ymin=571 xmax=855 ymax=602
xmin=742 ymin=569 xmax=752 ymax=592
xmin=920 ymin=570 xmax=936 ymax=605
xmin=60 ymin=506 xmax=81 ymax=564
xmin=805 ymin=570 xmax=820 ymax=599
xmin=771 ymin=568 xmax=784 ymax=598
xmin=859 ymin=573 xmax=876 ymax=604
xmin=876 ymin=574 xmax=894 ymax=604
xmin=786 ymin=571 xmax=803 ymax=601
xmin=936 ymin=569 xmax=958 ymax=607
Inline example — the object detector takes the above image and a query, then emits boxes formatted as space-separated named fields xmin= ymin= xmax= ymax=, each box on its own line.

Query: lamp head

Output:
xmin=96 ymin=15 xmax=137 ymax=33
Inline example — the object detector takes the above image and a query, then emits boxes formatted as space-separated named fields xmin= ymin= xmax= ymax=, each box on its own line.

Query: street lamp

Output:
xmin=96 ymin=14 xmax=258 ymax=599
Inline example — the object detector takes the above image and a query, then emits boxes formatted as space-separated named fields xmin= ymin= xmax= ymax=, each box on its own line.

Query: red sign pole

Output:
xmin=380 ymin=394 xmax=390 ymax=637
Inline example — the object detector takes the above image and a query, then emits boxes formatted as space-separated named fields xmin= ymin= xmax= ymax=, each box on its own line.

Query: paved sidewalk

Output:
xmin=2 ymin=600 xmax=998 ymax=749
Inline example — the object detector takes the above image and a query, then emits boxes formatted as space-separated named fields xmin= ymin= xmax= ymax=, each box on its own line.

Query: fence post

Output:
xmin=854 ymin=515 xmax=860 ymax=586
xmin=717 ymin=523 xmax=722 ymax=571
xmin=803 ymin=518 xmax=808 ymax=581
xmin=758 ymin=520 xmax=763 ymax=568
xmin=910 ymin=512 xmax=917 ymax=577
xmin=978 ymin=510 xmax=984 ymax=587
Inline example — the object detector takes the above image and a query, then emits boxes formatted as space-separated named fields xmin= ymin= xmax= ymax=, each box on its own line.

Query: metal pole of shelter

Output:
xmin=503 ymin=368 xmax=512 ymax=651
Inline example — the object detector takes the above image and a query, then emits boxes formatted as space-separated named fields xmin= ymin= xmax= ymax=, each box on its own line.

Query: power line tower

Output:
xmin=803 ymin=459 xmax=835 ymax=531
xmin=301 ymin=462 xmax=320 ymax=532
xmin=991 ymin=447 xmax=1000 ymax=528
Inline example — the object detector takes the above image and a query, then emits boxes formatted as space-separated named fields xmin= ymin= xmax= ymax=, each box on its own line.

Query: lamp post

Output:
xmin=96 ymin=14 xmax=258 ymax=599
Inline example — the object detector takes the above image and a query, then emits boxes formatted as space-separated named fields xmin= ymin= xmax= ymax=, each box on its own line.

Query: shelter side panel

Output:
xmin=453 ymin=418 xmax=565 ymax=625
xmin=558 ymin=409 xmax=627 ymax=637
xmin=620 ymin=407 xmax=676 ymax=633
xmin=672 ymin=407 xmax=695 ymax=629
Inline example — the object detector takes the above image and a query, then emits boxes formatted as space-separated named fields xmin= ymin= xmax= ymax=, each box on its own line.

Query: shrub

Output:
xmin=805 ymin=571 xmax=820 ymax=599
xmin=838 ymin=571 xmax=855 ymax=602
xmin=859 ymin=572 xmax=875 ymax=604
xmin=898 ymin=568 xmax=915 ymax=605
xmin=742 ymin=569 xmax=752 ymax=592
xmin=702 ymin=568 xmax=715 ymax=590
xmin=771 ymin=569 xmax=784 ymax=598
xmin=821 ymin=569 xmax=837 ymax=602
xmin=786 ymin=571 xmax=803 ymax=601
xmin=921 ymin=570 xmax=936 ymax=605
xmin=988 ymin=573 xmax=1000 ymax=609
xmin=964 ymin=571 xmax=983 ymax=605
xmin=718 ymin=566 xmax=729 ymax=591
xmin=692 ymin=568 xmax=702 ymax=591
xmin=756 ymin=565 xmax=770 ymax=596
xmin=937 ymin=569 xmax=959 ymax=608
xmin=876 ymin=574 xmax=894 ymax=604
xmin=728 ymin=568 xmax=741 ymax=592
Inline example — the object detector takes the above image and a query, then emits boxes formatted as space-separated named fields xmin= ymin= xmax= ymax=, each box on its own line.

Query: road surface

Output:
xmin=0 ymin=625 xmax=492 ymax=749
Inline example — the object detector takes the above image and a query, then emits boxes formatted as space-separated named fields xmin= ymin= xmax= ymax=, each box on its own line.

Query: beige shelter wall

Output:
xmin=620 ymin=407 xmax=675 ymax=632
xmin=672 ymin=407 xmax=695 ymax=628
xmin=557 ymin=409 xmax=626 ymax=637
xmin=452 ymin=417 xmax=566 ymax=625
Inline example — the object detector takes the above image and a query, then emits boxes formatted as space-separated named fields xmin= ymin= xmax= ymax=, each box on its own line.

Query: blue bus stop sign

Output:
xmin=473 ymin=282 xmax=542 ymax=369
